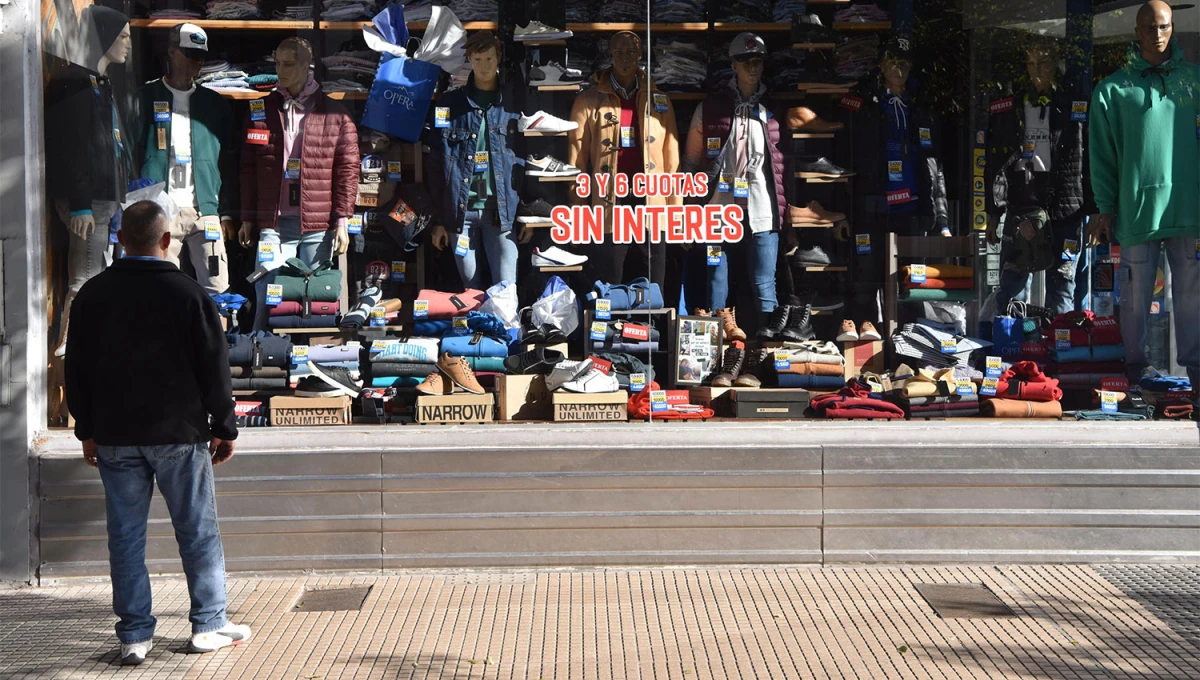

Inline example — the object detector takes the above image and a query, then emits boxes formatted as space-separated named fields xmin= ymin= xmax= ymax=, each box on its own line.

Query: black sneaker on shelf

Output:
xmin=780 ymin=304 xmax=816 ymax=342
xmin=791 ymin=245 xmax=834 ymax=267
xmin=758 ymin=305 xmax=792 ymax=340
xmin=306 ymin=363 xmax=362 ymax=398
xmin=296 ymin=376 xmax=340 ymax=398
xmin=517 ymin=198 xmax=555 ymax=224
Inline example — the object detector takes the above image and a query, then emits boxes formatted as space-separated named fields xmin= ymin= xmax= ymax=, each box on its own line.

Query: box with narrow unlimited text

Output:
xmin=552 ymin=391 xmax=628 ymax=422
xmin=269 ymin=396 xmax=352 ymax=426
xmin=416 ymin=393 xmax=496 ymax=424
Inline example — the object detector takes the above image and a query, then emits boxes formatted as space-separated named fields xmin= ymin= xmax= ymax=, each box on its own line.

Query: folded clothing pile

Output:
xmin=268 ymin=258 xmax=343 ymax=330
xmin=834 ymin=36 xmax=879 ymax=80
xmin=656 ymin=0 xmax=704 ymax=21
xmin=587 ymin=278 xmax=664 ymax=311
xmin=228 ymin=332 xmax=293 ymax=390
xmin=414 ymin=288 xmax=486 ymax=320
xmin=980 ymin=360 xmax=1062 ymax=418
xmin=893 ymin=365 xmax=975 ymax=399
xmin=652 ymin=39 xmax=707 ymax=93
xmin=414 ymin=311 xmax=506 ymax=338
xmin=235 ymin=400 xmax=269 ymax=427
xmin=231 ymin=365 xmax=289 ymax=391
xmin=901 ymin=264 xmax=974 ymax=299
xmin=441 ymin=333 xmax=509 ymax=375
xmin=590 ymin=319 xmax=661 ymax=353
xmin=1138 ymin=368 xmax=1194 ymax=420
xmin=290 ymin=343 xmax=362 ymax=389
xmin=1046 ymin=311 xmax=1125 ymax=388
xmin=247 ymin=74 xmax=278 ymax=91
xmin=775 ymin=340 xmax=846 ymax=390
xmin=904 ymin=393 xmax=981 ymax=418
xmin=447 ymin=0 xmax=497 ymax=21
xmin=367 ymin=336 xmax=439 ymax=387
xmin=590 ymin=352 xmax=655 ymax=389
xmin=891 ymin=321 xmax=987 ymax=370
xmin=835 ymin=2 xmax=889 ymax=22
xmin=321 ymin=0 xmax=376 ymax=20
xmin=273 ymin=4 xmax=313 ymax=20
xmin=716 ymin=0 xmax=772 ymax=23
xmin=772 ymin=0 xmax=806 ymax=22
xmin=150 ymin=7 xmax=204 ymax=19
xmin=206 ymin=0 xmax=261 ymax=19
xmin=628 ymin=382 xmax=714 ymax=420
xmin=321 ymin=51 xmax=379 ymax=88
xmin=812 ymin=379 xmax=906 ymax=419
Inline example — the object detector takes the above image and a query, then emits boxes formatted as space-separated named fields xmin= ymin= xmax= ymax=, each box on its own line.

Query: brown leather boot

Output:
xmin=715 ymin=308 xmax=747 ymax=342
xmin=787 ymin=106 xmax=845 ymax=132
xmin=438 ymin=352 xmax=485 ymax=394
xmin=711 ymin=346 xmax=745 ymax=388
xmin=788 ymin=201 xmax=847 ymax=226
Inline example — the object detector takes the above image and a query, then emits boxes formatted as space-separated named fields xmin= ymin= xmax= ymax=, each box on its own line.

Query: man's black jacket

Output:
xmin=985 ymin=86 xmax=1095 ymax=221
xmin=65 ymin=258 xmax=238 ymax=446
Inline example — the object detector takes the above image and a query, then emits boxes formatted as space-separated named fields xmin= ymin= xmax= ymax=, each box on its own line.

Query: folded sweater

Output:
xmin=441 ymin=334 xmax=510 ymax=358
xmin=370 ymin=362 xmax=437 ymax=378
xmin=779 ymin=362 xmax=844 ymax=376
xmin=902 ymin=264 xmax=973 ymax=278
xmin=269 ymin=314 xmax=338 ymax=329
xmin=307 ymin=343 xmax=362 ymax=364
xmin=369 ymin=337 xmax=440 ymax=363
xmin=415 ymin=289 xmax=486 ymax=319
xmin=269 ymin=301 xmax=340 ymax=317
xmin=904 ymin=277 xmax=974 ymax=290
xmin=776 ymin=374 xmax=846 ymax=390
xmin=1051 ymin=345 xmax=1125 ymax=363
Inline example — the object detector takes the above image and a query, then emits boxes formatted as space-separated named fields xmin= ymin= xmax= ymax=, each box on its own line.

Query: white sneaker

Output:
xmin=189 ymin=623 xmax=252 ymax=654
xmin=546 ymin=359 xmax=594 ymax=392
xmin=526 ymin=154 xmax=581 ymax=177
xmin=532 ymin=246 xmax=588 ymax=267
xmin=513 ymin=20 xmax=574 ymax=41
xmin=562 ymin=369 xmax=621 ymax=394
xmin=518 ymin=110 xmax=578 ymax=133
xmin=120 ymin=640 xmax=153 ymax=666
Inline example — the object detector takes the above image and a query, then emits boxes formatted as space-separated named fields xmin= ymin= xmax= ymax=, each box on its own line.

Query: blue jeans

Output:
xmin=707 ymin=230 xmax=778 ymax=313
xmin=96 ymin=443 xmax=229 ymax=644
xmin=252 ymin=216 xmax=335 ymax=331
xmin=996 ymin=216 xmax=1084 ymax=316
xmin=1119 ymin=236 xmax=1200 ymax=384
xmin=456 ymin=208 xmax=517 ymax=289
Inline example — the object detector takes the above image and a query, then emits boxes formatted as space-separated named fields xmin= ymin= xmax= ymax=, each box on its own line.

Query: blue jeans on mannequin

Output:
xmin=1118 ymin=236 xmax=1200 ymax=384
xmin=995 ymin=215 xmax=1085 ymax=316
xmin=455 ymin=208 xmax=518 ymax=289
xmin=252 ymin=217 xmax=335 ymax=331
xmin=707 ymin=230 xmax=779 ymax=313
xmin=97 ymin=443 xmax=229 ymax=644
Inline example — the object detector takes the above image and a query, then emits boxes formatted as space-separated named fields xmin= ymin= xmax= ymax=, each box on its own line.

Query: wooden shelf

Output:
xmin=833 ymin=21 xmax=893 ymax=31
xmin=520 ymin=220 xmax=556 ymax=228
xmin=792 ymin=43 xmax=838 ymax=50
xmin=131 ymin=19 xmax=312 ymax=29
xmin=515 ymin=39 xmax=568 ymax=46
xmin=796 ymin=173 xmax=854 ymax=182
xmin=326 ymin=91 xmax=368 ymax=100
xmin=522 ymin=130 xmax=569 ymax=137
xmin=796 ymin=84 xmax=853 ymax=93
xmin=536 ymin=265 xmax=583 ymax=272
xmin=273 ymin=326 xmax=405 ymax=333
xmin=712 ymin=22 xmax=791 ymax=31
xmin=804 ymin=266 xmax=848 ymax=272
xmin=213 ymin=90 xmax=270 ymax=99
xmin=793 ymin=132 xmax=836 ymax=139
xmin=567 ymin=22 xmax=709 ymax=32
xmin=536 ymin=175 xmax=579 ymax=182
xmin=536 ymin=84 xmax=584 ymax=92
xmin=319 ymin=21 xmax=370 ymax=30
xmin=790 ymin=222 xmax=837 ymax=228
xmin=320 ymin=20 xmax=497 ymax=30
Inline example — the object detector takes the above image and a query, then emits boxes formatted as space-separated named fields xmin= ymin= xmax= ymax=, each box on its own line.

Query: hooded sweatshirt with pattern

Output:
xmin=1089 ymin=40 xmax=1200 ymax=247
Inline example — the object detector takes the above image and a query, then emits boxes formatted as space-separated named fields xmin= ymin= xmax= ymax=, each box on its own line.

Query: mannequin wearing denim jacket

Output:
xmin=427 ymin=34 xmax=523 ymax=289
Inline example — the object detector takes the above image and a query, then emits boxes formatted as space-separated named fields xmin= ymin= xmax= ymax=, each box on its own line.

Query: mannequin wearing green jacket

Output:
xmin=1088 ymin=0 xmax=1200 ymax=384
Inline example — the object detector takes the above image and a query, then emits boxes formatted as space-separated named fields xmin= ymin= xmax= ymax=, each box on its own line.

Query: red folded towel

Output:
xmin=1048 ymin=311 xmax=1122 ymax=347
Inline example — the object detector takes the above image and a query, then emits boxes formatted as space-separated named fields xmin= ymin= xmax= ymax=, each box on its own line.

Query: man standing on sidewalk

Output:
xmin=1089 ymin=0 xmax=1200 ymax=385
xmin=64 ymin=200 xmax=251 ymax=666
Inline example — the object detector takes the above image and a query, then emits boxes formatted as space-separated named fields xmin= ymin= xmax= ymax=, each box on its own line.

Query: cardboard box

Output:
xmin=552 ymin=390 xmax=628 ymax=422
xmin=689 ymin=386 xmax=733 ymax=417
xmin=496 ymin=374 xmax=553 ymax=421
xmin=843 ymin=340 xmax=885 ymax=379
xmin=270 ymin=396 xmax=352 ymax=426
xmin=731 ymin=388 xmax=811 ymax=419
xmin=416 ymin=393 xmax=495 ymax=424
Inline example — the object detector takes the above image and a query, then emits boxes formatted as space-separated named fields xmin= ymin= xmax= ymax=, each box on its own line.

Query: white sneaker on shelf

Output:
xmin=514 ymin=20 xmax=574 ymax=41
xmin=532 ymin=246 xmax=588 ymax=267
xmin=526 ymin=154 xmax=581 ymax=177
xmin=546 ymin=359 xmax=594 ymax=392
xmin=562 ymin=369 xmax=621 ymax=394
xmin=120 ymin=640 xmax=153 ymax=666
xmin=188 ymin=623 xmax=253 ymax=654
xmin=518 ymin=110 xmax=578 ymax=133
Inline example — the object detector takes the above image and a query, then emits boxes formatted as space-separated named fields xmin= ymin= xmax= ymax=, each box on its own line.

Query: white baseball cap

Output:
xmin=169 ymin=23 xmax=209 ymax=59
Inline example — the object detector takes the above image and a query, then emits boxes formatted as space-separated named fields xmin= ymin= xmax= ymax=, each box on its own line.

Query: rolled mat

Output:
xmin=981 ymin=399 xmax=1063 ymax=418
xmin=441 ymin=334 xmax=510 ymax=358
xmin=268 ymin=314 xmax=338 ymax=329
xmin=230 ymin=366 xmax=288 ymax=379
xmin=909 ymin=406 xmax=981 ymax=418
xmin=779 ymin=362 xmax=845 ymax=376
xmin=371 ymin=376 xmax=424 ymax=388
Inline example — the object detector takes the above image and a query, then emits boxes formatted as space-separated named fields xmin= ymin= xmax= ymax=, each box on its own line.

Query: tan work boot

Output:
xmin=715 ymin=308 xmax=748 ymax=342
xmin=693 ymin=308 xmax=712 ymax=317
xmin=787 ymin=106 xmax=845 ymax=132
xmin=438 ymin=352 xmax=485 ymax=394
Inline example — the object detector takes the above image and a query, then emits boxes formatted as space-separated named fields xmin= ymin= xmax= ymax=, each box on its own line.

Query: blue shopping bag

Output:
xmin=360 ymin=6 xmax=439 ymax=142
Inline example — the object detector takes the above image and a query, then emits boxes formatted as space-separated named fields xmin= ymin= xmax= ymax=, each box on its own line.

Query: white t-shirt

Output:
xmin=691 ymin=103 xmax=774 ymax=234
xmin=1023 ymin=100 xmax=1052 ymax=173
xmin=164 ymin=81 xmax=197 ymax=211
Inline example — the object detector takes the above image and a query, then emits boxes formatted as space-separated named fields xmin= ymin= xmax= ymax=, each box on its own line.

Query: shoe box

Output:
xmin=842 ymin=340 xmax=885 ymax=379
xmin=552 ymin=390 xmax=628 ymax=422
xmin=496 ymin=374 xmax=553 ymax=421
xmin=270 ymin=396 xmax=353 ymax=426
xmin=689 ymin=386 xmax=734 ymax=417
xmin=730 ymin=388 xmax=811 ymax=419
xmin=416 ymin=393 xmax=496 ymax=424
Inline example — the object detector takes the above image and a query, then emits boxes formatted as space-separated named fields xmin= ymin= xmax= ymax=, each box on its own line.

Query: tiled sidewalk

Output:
xmin=2 ymin=565 xmax=1198 ymax=679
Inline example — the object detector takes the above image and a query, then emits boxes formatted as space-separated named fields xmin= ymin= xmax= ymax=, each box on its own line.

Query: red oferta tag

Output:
xmin=246 ymin=130 xmax=270 ymax=145
xmin=622 ymin=323 xmax=650 ymax=342
xmin=588 ymin=357 xmax=613 ymax=375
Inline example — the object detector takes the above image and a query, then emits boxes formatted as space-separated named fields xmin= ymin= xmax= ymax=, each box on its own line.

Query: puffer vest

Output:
xmin=702 ymin=93 xmax=787 ymax=232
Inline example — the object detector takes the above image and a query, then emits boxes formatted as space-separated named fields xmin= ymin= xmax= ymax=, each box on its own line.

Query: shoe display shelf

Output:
xmin=883 ymin=232 xmax=979 ymax=342
xmin=582 ymin=307 xmax=677 ymax=389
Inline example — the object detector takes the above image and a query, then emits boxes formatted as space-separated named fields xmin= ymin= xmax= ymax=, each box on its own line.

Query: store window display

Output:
xmin=567 ymin=31 xmax=681 ymax=294
xmin=44 ymin=5 xmax=133 ymax=356
xmin=683 ymin=33 xmax=786 ymax=339
xmin=135 ymin=23 xmax=236 ymax=295
xmin=427 ymin=31 xmax=523 ymax=289
xmin=1088 ymin=1 xmax=1200 ymax=384
xmin=236 ymin=37 xmax=359 ymax=331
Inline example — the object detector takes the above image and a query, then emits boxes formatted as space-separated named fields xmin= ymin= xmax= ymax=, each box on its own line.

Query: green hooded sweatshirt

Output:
xmin=1089 ymin=40 xmax=1200 ymax=246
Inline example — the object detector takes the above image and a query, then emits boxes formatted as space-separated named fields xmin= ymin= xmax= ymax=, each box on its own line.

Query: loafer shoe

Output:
xmin=504 ymin=347 xmax=565 ymax=375
xmin=796 ymin=156 xmax=855 ymax=178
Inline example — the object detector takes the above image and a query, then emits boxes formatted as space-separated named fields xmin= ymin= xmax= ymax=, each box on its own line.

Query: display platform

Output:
xmin=34 ymin=422 xmax=1199 ymax=579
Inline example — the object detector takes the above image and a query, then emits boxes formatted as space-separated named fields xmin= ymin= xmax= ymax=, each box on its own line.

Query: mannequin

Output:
xmin=238 ymin=37 xmax=358 ymax=331
xmin=137 ymin=23 xmax=236 ymax=295
xmin=427 ymin=31 xmax=522 ymax=289
xmin=985 ymin=40 xmax=1093 ymax=316
xmin=683 ymin=33 xmax=786 ymax=340
xmin=45 ymin=5 xmax=133 ymax=356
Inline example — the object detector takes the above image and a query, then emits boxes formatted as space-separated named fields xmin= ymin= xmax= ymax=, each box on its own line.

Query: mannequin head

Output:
xmin=609 ymin=32 xmax=642 ymax=87
xmin=879 ymin=35 xmax=912 ymax=96
xmin=166 ymin=23 xmax=208 ymax=89
xmin=82 ymin=5 xmax=130 ymax=73
xmin=1135 ymin=1 xmax=1173 ymax=65
xmin=729 ymin=33 xmax=767 ymax=96
xmin=274 ymin=37 xmax=313 ymax=96
xmin=118 ymin=201 xmax=172 ymax=259
xmin=464 ymin=31 xmax=502 ymax=90
xmin=1024 ymin=41 xmax=1060 ymax=94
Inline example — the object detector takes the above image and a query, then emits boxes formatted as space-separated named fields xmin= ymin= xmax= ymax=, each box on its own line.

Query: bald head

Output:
xmin=118 ymin=200 xmax=171 ymax=256
xmin=1135 ymin=1 xmax=1173 ymax=64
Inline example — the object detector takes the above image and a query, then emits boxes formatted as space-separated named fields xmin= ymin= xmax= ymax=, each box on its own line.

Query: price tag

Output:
xmin=985 ymin=356 xmax=1003 ymax=378
xmin=434 ymin=106 xmax=450 ymax=128
xmin=370 ymin=305 xmax=387 ymax=327
xmin=413 ymin=300 xmax=429 ymax=320
xmin=869 ymin=381 xmax=883 ymax=393
xmin=630 ymin=372 xmax=647 ymax=392
xmin=153 ymin=101 xmax=170 ymax=122
xmin=956 ymin=378 xmax=974 ymax=396
xmin=452 ymin=316 xmax=469 ymax=335
xmin=707 ymin=245 xmax=723 ymax=266
xmin=371 ymin=339 xmax=389 ymax=352
xmin=910 ymin=264 xmax=927 ymax=284
xmin=204 ymin=220 xmax=221 ymax=241
xmin=620 ymin=126 xmax=635 ymax=148
xmin=918 ymin=127 xmax=932 ymax=148
xmin=249 ymin=99 xmax=266 ymax=121
xmin=774 ymin=351 xmax=790 ymax=371
xmin=980 ymin=376 xmax=999 ymax=396
xmin=286 ymin=158 xmax=301 ymax=179
xmin=1055 ymin=329 xmax=1072 ymax=350
xmin=717 ymin=174 xmax=732 ymax=193
xmin=888 ymin=160 xmax=903 ymax=181
xmin=734 ymin=177 xmax=749 ymax=199
xmin=1071 ymin=101 xmax=1088 ymax=122
xmin=649 ymin=390 xmax=668 ymax=412
xmin=590 ymin=321 xmax=607 ymax=341
xmin=386 ymin=161 xmax=403 ymax=182
xmin=652 ymin=93 xmax=668 ymax=113
xmin=1063 ymin=239 xmax=1079 ymax=261
xmin=455 ymin=234 xmax=470 ymax=257
xmin=176 ymin=153 xmax=191 ymax=165
xmin=941 ymin=338 xmax=958 ymax=354
xmin=595 ymin=298 xmax=612 ymax=320
xmin=391 ymin=261 xmax=406 ymax=282
xmin=1022 ymin=141 xmax=1035 ymax=160
xmin=1100 ymin=390 xmax=1119 ymax=413
xmin=291 ymin=345 xmax=309 ymax=364
xmin=347 ymin=214 xmax=363 ymax=235
xmin=706 ymin=137 xmax=721 ymax=158
xmin=90 ymin=74 xmax=100 ymax=96
xmin=257 ymin=242 xmax=275 ymax=263
xmin=855 ymin=234 xmax=871 ymax=255
xmin=473 ymin=151 xmax=489 ymax=173
xmin=265 ymin=284 xmax=283 ymax=306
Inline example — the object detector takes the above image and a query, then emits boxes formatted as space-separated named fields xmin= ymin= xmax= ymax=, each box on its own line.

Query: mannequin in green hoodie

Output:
xmin=1088 ymin=0 xmax=1200 ymax=385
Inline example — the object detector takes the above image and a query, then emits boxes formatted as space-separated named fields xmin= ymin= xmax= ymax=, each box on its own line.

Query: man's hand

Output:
xmin=1088 ymin=214 xmax=1112 ymax=247
xmin=209 ymin=438 xmax=235 ymax=465
xmin=238 ymin=221 xmax=256 ymax=248
xmin=68 ymin=214 xmax=96 ymax=240
xmin=985 ymin=214 xmax=1001 ymax=246
xmin=82 ymin=439 xmax=98 ymax=468
xmin=332 ymin=224 xmax=349 ymax=255
xmin=430 ymin=224 xmax=449 ymax=250
xmin=221 ymin=218 xmax=236 ymax=242
xmin=517 ymin=225 xmax=534 ymax=245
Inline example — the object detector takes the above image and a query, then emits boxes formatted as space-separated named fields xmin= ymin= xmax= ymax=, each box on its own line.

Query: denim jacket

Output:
xmin=427 ymin=74 xmax=524 ymax=233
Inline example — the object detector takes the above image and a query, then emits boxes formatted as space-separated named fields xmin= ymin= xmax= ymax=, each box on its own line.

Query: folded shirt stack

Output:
xmin=587 ymin=279 xmax=665 ymax=311
xmin=900 ymin=392 xmax=981 ymax=418
xmin=228 ymin=333 xmax=294 ymax=375
xmin=652 ymin=39 xmax=707 ymax=93
xmin=321 ymin=0 xmax=376 ymax=20
xmin=811 ymin=380 xmax=905 ymax=419
xmin=656 ymin=0 xmax=704 ymax=21
xmin=415 ymin=288 xmax=486 ymax=320
xmin=414 ymin=311 xmax=506 ymax=338
xmin=834 ymin=36 xmax=880 ymax=80
xmin=777 ymin=340 xmax=845 ymax=365
xmin=446 ymin=0 xmax=496 ymax=21
xmin=901 ymin=264 xmax=974 ymax=300
xmin=368 ymin=337 xmax=440 ymax=364
xmin=206 ymin=0 xmax=261 ymax=19
xmin=893 ymin=366 xmax=975 ymax=399
xmin=268 ymin=259 xmax=343 ymax=330
xmin=1046 ymin=312 xmax=1125 ymax=387
xmin=891 ymin=321 xmax=988 ymax=370
xmin=149 ymin=8 xmax=204 ymax=19
xmin=772 ymin=0 xmax=807 ymax=22
xmin=231 ymin=365 xmax=290 ymax=391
